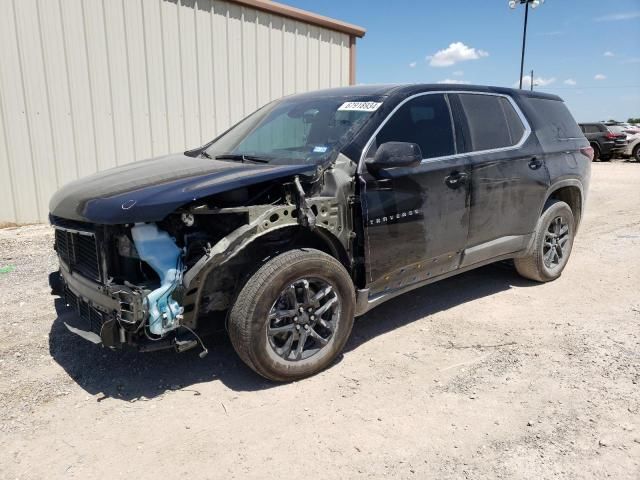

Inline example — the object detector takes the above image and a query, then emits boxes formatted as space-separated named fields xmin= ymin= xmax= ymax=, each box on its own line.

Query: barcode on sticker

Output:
xmin=338 ymin=101 xmax=382 ymax=112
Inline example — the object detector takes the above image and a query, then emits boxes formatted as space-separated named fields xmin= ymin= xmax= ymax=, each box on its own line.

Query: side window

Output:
xmin=458 ymin=93 xmax=525 ymax=151
xmin=525 ymin=97 xmax=583 ymax=141
xmin=499 ymin=97 xmax=525 ymax=144
xmin=372 ymin=94 xmax=455 ymax=160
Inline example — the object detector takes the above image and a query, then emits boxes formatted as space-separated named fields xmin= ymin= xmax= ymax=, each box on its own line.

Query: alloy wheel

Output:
xmin=543 ymin=216 xmax=570 ymax=269
xmin=267 ymin=278 xmax=340 ymax=361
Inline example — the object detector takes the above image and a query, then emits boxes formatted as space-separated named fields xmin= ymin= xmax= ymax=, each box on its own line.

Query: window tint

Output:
xmin=458 ymin=93 xmax=525 ymax=151
xmin=500 ymin=97 xmax=526 ymax=145
xmin=583 ymin=125 xmax=598 ymax=134
xmin=373 ymin=94 xmax=455 ymax=159
xmin=526 ymin=97 xmax=583 ymax=140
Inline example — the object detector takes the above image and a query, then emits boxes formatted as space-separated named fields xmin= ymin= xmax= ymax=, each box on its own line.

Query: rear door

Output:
xmin=452 ymin=92 xmax=550 ymax=267
xmin=359 ymin=93 xmax=470 ymax=296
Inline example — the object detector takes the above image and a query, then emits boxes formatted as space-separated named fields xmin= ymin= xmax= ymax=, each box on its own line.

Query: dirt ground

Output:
xmin=0 ymin=160 xmax=639 ymax=479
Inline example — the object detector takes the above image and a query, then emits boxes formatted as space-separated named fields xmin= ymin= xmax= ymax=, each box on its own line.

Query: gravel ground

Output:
xmin=0 ymin=160 xmax=639 ymax=479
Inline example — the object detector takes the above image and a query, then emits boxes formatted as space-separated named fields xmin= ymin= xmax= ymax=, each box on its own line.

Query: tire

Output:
xmin=514 ymin=200 xmax=575 ymax=283
xmin=228 ymin=248 xmax=355 ymax=382
xmin=591 ymin=144 xmax=600 ymax=162
xmin=633 ymin=144 xmax=640 ymax=162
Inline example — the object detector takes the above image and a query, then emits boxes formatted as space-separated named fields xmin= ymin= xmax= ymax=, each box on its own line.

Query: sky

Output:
xmin=288 ymin=0 xmax=640 ymax=122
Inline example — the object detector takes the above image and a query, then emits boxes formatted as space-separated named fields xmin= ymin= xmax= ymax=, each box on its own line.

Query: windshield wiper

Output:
xmin=200 ymin=150 xmax=213 ymax=159
xmin=214 ymin=154 xmax=270 ymax=164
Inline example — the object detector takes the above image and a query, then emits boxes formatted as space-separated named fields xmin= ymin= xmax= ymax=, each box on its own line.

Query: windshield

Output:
xmin=204 ymin=96 xmax=382 ymax=165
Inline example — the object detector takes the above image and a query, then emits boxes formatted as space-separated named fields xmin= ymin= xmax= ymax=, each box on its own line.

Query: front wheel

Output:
xmin=514 ymin=200 xmax=575 ymax=282
xmin=633 ymin=145 xmax=640 ymax=162
xmin=228 ymin=249 xmax=355 ymax=382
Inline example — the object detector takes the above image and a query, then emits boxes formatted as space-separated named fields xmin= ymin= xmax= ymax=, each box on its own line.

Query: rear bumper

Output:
xmin=599 ymin=141 xmax=618 ymax=154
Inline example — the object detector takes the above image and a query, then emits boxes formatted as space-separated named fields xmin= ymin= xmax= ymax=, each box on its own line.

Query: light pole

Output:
xmin=509 ymin=0 xmax=545 ymax=89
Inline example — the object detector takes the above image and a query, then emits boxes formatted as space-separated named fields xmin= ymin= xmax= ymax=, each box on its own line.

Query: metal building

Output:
xmin=0 ymin=0 xmax=365 ymax=223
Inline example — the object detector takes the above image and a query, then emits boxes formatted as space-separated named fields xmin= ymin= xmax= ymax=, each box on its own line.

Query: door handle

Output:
xmin=529 ymin=157 xmax=543 ymax=170
xmin=444 ymin=171 xmax=468 ymax=189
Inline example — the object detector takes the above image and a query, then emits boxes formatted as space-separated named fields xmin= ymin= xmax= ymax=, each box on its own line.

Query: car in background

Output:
xmin=579 ymin=123 xmax=627 ymax=161
xmin=605 ymin=122 xmax=640 ymax=135
xmin=620 ymin=129 xmax=640 ymax=162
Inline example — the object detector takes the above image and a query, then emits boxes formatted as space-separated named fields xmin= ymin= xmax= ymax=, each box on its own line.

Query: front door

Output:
xmin=360 ymin=93 xmax=470 ymax=297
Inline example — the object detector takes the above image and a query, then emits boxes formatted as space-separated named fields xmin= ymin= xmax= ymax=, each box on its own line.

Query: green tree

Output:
xmin=628 ymin=117 xmax=640 ymax=124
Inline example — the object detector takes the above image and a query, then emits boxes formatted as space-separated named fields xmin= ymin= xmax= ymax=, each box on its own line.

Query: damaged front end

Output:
xmin=52 ymin=216 xmax=196 ymax=353
xmin=53 ymin=164 xmax=356 ymax=355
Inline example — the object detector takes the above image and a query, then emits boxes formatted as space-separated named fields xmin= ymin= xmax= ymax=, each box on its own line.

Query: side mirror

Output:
xmin=365 ymin=142 xmax=422 ymax=174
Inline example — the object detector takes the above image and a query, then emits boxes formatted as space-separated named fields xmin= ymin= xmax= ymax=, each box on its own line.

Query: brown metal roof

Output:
xmin=228 ymin=0 xmax=366 ymax=38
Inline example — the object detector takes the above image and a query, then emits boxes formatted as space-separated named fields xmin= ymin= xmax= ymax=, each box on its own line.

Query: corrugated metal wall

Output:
xmin=0 ymin=0 xmax=352 ymax=223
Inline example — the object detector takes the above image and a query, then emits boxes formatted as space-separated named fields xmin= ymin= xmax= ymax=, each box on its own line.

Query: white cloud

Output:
xmin=452 ymin=70 xmax=464 ymax=77
xmin=427 ymin=42 xmax=489 ymax=67
xmin=594 ymin=74 xmax=607 ymax=80
xmin=515 ymin=76 xmax=556 ymax=89
xmin=408 ymin=61 xmax=417 ymax=68
xmin=437 ymin=79 xmax=471 ymax=85
xmin=564 ymin=79 xmax=577 ymax=86
xmin=603 ymin=51 xmax=615 ymax=57
xmin=596 ymin=11 xmax=640 ymax=22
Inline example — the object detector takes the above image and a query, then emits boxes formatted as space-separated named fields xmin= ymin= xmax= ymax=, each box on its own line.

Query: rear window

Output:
xmin=527 ymin=97 xmax=583 ymax=140
xmin=607 ymin=125 xmax=626 ymax=134
xmin=458 ymin=93 xmax=526 ymax=151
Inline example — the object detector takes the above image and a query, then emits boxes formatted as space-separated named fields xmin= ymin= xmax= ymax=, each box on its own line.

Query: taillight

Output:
xmin=605 ymin=132 xmax=617 ymax=139
xmin=580 ymin=146 xmax=594 ymax=161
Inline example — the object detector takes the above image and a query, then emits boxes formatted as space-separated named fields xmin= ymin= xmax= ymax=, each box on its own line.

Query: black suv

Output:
xmin=50 ymin=84 xmax=591 ymax=381
xmin=579 ymin=122 xmax=627 ymax=161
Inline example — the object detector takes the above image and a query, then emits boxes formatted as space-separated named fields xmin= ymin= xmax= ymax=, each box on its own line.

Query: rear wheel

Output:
xmin=591 ymin=144 xmax=600 ymax=162
xmin=228 ymin=249 xmax=355 ymax=382
xmin=633 ymin=144 xmax=640 ymax=162
xmin=514 ymin=200 xmax=575 ymax=282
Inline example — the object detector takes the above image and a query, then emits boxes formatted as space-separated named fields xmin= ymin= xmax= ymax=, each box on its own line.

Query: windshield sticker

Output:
xmin=312 ymin=146 xmax=328 ymax=153
xmin=338 ymin=101 xmax=382 ymax=112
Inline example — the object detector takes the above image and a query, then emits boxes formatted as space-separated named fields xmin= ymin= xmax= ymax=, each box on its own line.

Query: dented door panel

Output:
xmin=360 ymin=154 xmax=470 ymax=296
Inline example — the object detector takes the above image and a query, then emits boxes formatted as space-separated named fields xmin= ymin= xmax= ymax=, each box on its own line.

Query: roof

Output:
xmin=287 ymin=83 xmax=563 ymax=101
xmin=229 ymin=0 xmax=366 ymax=38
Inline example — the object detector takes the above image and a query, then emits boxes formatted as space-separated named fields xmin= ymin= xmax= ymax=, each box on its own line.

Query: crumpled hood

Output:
xmin=49 ymin=153 xmax=316 ymax=224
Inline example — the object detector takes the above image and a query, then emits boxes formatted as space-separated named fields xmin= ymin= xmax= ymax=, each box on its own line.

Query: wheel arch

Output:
xmin=239 ymin=224 xmax=351 ymax=271
xmin=542 ymin=180 xmax=584 ymax=228
xmin=187 ymin=224 xmax=352 ymax=327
